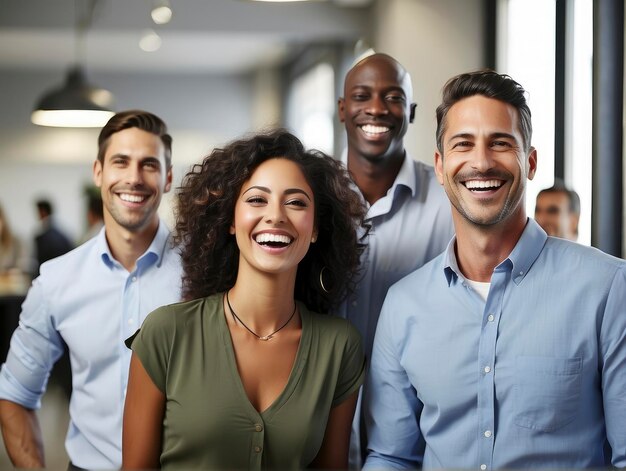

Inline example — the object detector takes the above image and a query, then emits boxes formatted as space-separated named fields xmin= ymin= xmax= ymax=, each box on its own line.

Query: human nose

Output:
xmin=126 ymin=163 xmax=143 ymax=186
xmin=264 ymin=200 xmax=285 ymax=224
xmin=365 ymin=94 xmax=388 ymax=116
xmin=469 ymin=143 xmax=496 ymax=173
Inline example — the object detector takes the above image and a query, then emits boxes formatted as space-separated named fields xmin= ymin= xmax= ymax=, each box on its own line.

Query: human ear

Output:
xmin=92 ymin=160 xmax=103 ymax=187
xmin=337 ymin=98 xmax=346 ymax=123
xmin=434 ymin=151 xmax=444 ymax=186
xmin=164 ymin=167 xmax=173 ymax=193
xmin=527 ymin=146 xmax=538 ymax=180
xmin=409 ymin=103 xmax=417 ymax=123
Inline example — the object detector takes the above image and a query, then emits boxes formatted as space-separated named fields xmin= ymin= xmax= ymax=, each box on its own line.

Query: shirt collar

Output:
xmin=443 ymin=218 xmax=547 ymax=286
xmin=341 ymin=148 xmax=417 ymax=198
xmin=99 ymin=220 xmax=172 ymax=270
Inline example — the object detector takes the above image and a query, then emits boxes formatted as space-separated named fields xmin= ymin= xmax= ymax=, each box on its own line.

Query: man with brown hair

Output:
xmin=364 ymin=70 xmax=626 ymax=469
xmin=0 ymin=110 xmax=182 ymax=469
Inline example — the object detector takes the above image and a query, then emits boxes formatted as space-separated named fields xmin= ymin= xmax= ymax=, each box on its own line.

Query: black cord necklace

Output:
xmin=225 ymin=290 xmax=297 ymax=341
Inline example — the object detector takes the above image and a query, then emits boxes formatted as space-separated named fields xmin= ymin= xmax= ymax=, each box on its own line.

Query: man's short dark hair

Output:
xmin=436 ymin=69 xmax=533 ymax=154
xmin=36 ymin=199 xmax=53 ymax=217
xmin=97 ymin=110 xmax=172 ymax=168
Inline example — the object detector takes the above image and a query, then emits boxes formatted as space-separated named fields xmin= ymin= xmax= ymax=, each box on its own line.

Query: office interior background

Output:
xmin=0 ymin=0 xmax=624 ymax=465
xmin=1 ymin=0 xmax=623 ymax=257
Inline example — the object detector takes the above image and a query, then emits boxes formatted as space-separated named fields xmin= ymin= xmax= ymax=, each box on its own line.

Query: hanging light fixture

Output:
xmin=31 ymin=0 xmax=114 ymax=128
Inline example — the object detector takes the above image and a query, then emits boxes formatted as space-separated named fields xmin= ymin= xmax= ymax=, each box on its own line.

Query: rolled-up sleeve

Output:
xmin=363 ymin=291 xmax=424 ymax=470
xmin=0 ymin=278 xmax=64 ymax=409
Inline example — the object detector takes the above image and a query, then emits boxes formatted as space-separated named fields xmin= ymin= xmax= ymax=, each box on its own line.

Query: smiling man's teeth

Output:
xmin=119 ymin=193 xmax=146 ymax=203
xmin=255 ymin=233 xmax=293 ymax=245
xmin=464 ymin=180 xmax=504 ymax=191
xmin=360 ymin=124 xmax=390 ymax=135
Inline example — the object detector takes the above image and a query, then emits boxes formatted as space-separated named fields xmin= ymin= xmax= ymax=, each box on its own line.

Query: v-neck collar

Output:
xmin=218 ymin=295 xmax=312 ymax=422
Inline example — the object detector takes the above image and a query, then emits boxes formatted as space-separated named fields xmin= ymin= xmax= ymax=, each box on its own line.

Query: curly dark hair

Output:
xmin=175 ymin=129 xmax=368 ymax=313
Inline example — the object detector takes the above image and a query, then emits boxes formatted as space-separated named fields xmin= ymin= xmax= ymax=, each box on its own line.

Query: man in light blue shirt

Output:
xmin=0 ymin=110 xmax=182 ymax=469
xmin=364 ymin=70 xmax=626 ymax=469
xmin=335 ymin=53 xmax=453 ymax=467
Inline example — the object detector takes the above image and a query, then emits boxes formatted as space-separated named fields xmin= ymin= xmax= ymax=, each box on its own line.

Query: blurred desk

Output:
xmin=0 ymin=272 xmax=30 ymax=361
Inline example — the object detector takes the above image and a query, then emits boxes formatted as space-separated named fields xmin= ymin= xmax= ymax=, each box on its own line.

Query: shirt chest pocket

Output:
xmin=514 ymin=355 xmax=582 ymax=432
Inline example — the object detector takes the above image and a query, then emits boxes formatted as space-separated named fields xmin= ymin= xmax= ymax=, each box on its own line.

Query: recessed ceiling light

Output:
xmin=151 ymin=0 xmax=172 ymax=24
xmin=139 ymin=30 xmax=162 ymax=52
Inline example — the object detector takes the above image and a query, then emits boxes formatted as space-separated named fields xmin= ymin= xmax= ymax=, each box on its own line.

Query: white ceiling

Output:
xmin=0 ymin=0 xmax=373 ymax=74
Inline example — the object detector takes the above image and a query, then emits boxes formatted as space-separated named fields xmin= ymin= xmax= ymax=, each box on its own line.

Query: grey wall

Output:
xmin=372 ymin=0 xmax=486 ymax=164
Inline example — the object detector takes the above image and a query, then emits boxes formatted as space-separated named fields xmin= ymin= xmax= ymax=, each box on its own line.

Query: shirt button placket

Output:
xmin=478 ymin=268 xmax=506 ymax=470
xmin=250 ymin=422 xmax=264 ymax=468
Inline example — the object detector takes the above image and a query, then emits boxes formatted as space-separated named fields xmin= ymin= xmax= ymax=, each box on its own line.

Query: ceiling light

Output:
xmin=151 ymin=0 xmax=172 ymax=24
xmin=31 ymin=66 xmax=115 ymax=128
xmin=31 ymin=0 xmax=115 ymax=128
xmin=139 ymin=29 xmax=162 ymax=52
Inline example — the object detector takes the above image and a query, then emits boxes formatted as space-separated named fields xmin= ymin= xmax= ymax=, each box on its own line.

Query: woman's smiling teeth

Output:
xmin=255 ymin=233 xmax=293 ymax=247
xmin=119 ymin=193 xmax=147 ymax=203
xmin=463 ymin=179 xmax=504 ymax=192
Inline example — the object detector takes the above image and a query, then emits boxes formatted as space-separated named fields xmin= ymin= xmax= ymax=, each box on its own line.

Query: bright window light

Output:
xmin=286 ymin=62 xmax=335 ymax=155
xmin=497 ymin=0 xmax=556 ymax=228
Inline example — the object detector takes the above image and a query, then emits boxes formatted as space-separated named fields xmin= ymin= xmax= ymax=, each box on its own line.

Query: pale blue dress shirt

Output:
xmin=335 ymin=150 xmax=453 ymax=363
xmin=334 ymin=150 xmax=453 ymax=468
xmin=0 ymin=221 xmax=182 ymax=469
xmin=364 ymin=219 xmax=626 ymax=469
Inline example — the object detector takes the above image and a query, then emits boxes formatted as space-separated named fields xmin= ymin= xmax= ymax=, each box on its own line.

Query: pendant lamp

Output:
xmin=31 ymin=0 xmax=115 ymax=128
xmin=31 ymin=66 xmax=114 ymax=127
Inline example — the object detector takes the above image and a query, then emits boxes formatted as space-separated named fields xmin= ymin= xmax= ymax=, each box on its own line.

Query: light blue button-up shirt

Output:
xmin=0 ymin=221 xmax=182 ymax=469
xmin=335 ymin=150 xmax=453 ymax=468
xmin=335 ymin=150 xmax=453 ymax=361
xmin=364 ymin=219 xmax=626 ymax=469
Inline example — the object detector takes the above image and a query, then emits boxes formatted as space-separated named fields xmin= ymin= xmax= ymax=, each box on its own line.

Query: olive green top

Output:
xmin=129 ymin=293 xmax=365 ymax=470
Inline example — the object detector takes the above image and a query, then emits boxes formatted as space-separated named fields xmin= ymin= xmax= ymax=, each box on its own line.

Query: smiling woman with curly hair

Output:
xmin=173 ymin=128 xmax=367 ymax=312
xmin=123 ymin=129 xmax=368 ymax=470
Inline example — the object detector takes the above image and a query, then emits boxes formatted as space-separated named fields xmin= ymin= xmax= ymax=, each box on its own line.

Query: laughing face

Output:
xmin=338 ymin=54 xmax=416 ymax=164
xmin=93 ymin=127 xmax=172 ymax=235
xmin=435 ymin=95 xmax=536 ymax=228
xmin=230 ymin=158 xmax=317 ymax=278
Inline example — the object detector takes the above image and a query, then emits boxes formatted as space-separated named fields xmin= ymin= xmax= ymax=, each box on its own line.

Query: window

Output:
xmin=285 ymin=62 xmax=335 ymax=155
xmin=497 ymin=0 xmax=593 ymax=244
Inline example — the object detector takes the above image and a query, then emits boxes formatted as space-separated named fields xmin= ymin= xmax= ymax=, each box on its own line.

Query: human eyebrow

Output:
xmin=243 ymin=185 xmax=271 ymax=195
xmin=108 ymin=153 xmax=129 ymax=162
xmin=490 ymin=132 xmax=517 ymax=141
xmin=447 ymin=133 xmax=474 ymax=144
xmin=385 ymin=86 xmax=406 ymax=96
xmin=141 ymin=156 xmax=162 ymax=167
xmin=284 ymin=188 xmax=312 ymax=202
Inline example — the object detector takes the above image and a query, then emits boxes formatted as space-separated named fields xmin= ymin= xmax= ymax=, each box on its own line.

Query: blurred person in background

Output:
xmin=534 ymin=178 xmax=580 ymax=241
xmin=33 ymin=199 xmax=73 ymax=277
xmin=0 ymin=110 xmax=183 ymax=470
xmin=78 ymin=188 xmax=105 ymax=245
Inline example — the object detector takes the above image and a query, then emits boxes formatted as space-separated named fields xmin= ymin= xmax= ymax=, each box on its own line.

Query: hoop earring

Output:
xmin=319 ymin=266 xmax=331 ymax=294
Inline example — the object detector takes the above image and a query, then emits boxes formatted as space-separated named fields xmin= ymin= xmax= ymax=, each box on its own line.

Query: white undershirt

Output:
xmin=465 ymin=278 xmax=491 ymax=302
